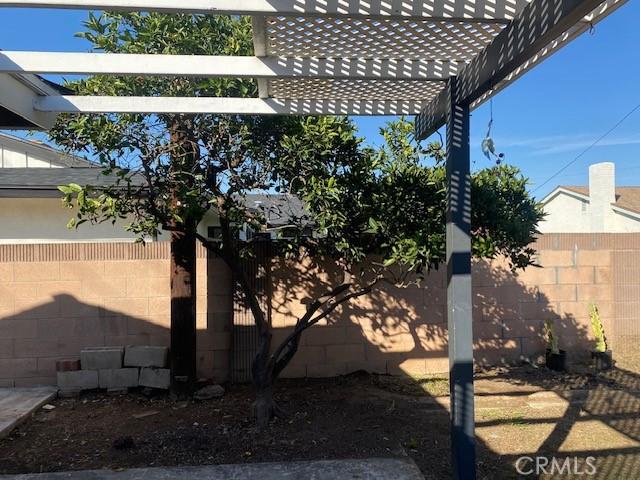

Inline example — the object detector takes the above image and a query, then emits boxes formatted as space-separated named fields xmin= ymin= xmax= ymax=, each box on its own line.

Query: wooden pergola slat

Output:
xmin=0 ymin=0 xmax=527 ymax=21
xmin=0 ymin=51 xmax=458 ymax=80
xmin=34 ymin=95 xmax=430 ymax=115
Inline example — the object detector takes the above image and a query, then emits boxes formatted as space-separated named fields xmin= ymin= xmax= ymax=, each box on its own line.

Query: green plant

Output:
xmin=544 ymin=319 xmax=559 ymax=355
xmin=590 ymin=303 xmax=607 ymax=353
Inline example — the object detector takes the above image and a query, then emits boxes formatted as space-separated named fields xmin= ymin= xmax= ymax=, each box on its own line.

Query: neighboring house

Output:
xmin=0 ymin=132 xmax=94 ymax=168
xmin=0 ymin=168 xmax=141 ymax=243
xmin=0 ymin=140 xmax=305 ymax=244
xmin=538 ymin=162 xmax=640 ymax=233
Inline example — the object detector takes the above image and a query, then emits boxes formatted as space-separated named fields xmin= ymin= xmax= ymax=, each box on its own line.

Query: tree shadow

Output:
xmin=230 ymin=252 xmax=640 ymax=478
xmin=264 ymin=256 xmax=592 ymax=377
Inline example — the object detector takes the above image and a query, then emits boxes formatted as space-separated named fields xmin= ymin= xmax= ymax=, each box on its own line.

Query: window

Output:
xmin=207 ymin=226 xmax=223 ymax=241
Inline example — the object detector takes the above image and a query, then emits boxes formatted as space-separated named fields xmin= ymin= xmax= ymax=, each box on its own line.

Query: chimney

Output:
xmin=588 ymin=162 xmax=616 ymax=232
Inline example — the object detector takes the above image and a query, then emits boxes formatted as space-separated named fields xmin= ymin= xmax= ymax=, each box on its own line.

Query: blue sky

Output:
xmin=0 ymin=3 xmax=638 ymax=198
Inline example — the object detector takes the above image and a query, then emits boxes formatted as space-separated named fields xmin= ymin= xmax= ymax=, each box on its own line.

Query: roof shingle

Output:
xmin=560 ymin=185 xmax=640 ymax=215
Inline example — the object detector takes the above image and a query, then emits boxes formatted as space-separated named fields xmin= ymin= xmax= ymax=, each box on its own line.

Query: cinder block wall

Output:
xmin=269 ymin=234 xmax=638 ymax=378
xmin=0 ymin=243 xmax=232 ymax=387
xmin=1 ymin=233 xmax=638 ymax=386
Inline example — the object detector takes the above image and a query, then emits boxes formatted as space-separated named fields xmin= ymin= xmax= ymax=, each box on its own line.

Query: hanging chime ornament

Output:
xmin=481 ymin=99 xmax=505 ymax=165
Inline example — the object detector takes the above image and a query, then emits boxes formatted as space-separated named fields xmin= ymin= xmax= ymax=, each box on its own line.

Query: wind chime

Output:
xmin=481 ymin=99 xmax=505 ymax=165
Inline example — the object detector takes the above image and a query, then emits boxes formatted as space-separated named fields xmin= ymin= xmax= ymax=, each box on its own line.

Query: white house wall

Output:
xmin=0 ymin=137 xmax=70 ymax=168
xmin=0 ymin=197 xmax=223 ymax=244
xmin=539 ymin=192 xmax=640 ymax=233
xmin=1 ymin=146 xmax=62 ymax=167
xmin=612 ymin=209 xmax=640 ymax=232
xmin=0 ymin=197 xmax=138 ymax=243
xmin=538 ymin=193 xmax=590 ymax=233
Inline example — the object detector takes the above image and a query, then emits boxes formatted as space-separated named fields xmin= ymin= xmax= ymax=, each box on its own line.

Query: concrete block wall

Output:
xmin=267 ymin=234 xmax=630 ymax=378
xmin=1 ymin=234 xmax=638 ymax=386
xmin=0 ymin=242 xmax=232 ymax=387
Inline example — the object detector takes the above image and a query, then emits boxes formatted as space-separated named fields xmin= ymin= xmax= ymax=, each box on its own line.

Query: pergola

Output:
xmin=0 ymin=0 xmax=626 ymax=478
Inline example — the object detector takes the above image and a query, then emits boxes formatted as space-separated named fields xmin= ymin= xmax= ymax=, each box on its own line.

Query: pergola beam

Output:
xmin=0 ymin=0 xmax=524 ymax=21
xmin=415 ymin=0 xmax=613 ymax=139
xmin=0 ymin=74 xmax=58 ymax=129
xmin=34 ymin=95 xmax=427 ymax=115
xmin=0 ymin=51 xmax=457 ymax=80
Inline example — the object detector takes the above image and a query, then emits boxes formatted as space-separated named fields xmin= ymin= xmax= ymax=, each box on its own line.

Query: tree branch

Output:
xmin=269 ymin=279 xmax=378 ymax=380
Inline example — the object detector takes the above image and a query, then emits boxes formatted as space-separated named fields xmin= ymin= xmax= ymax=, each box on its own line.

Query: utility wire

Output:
xmin=532 ymin=101 xmax=640 ymax=193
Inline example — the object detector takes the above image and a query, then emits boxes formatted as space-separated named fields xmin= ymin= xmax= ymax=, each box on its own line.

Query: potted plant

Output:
xmin=590 ymin=303 xmax=613 ymax=371
xmin=544 ymin=319 xmax=566 ymax=371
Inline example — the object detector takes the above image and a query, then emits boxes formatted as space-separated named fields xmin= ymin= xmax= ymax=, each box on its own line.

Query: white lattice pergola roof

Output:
xmin=0 ymin=0 xmax=627 ymax=135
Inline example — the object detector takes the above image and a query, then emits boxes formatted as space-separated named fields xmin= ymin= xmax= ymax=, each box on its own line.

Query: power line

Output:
xmin=532 ymin=101 xmax=640 ymax=193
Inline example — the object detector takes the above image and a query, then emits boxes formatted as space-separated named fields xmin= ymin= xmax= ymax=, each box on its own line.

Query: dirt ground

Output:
xmin=1 ymin=367 xmax=639 ymax=479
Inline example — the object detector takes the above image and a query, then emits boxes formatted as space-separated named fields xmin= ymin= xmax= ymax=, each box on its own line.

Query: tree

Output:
xmin=53 ymin=13 xmax=544 ymax=426
xmin=50 ymin=12 xmax=357 ymax=401
xmin=244 ymin=118 xmax=543 ymax=426
xmin=51 ymin=12 xmax=276 ymax=397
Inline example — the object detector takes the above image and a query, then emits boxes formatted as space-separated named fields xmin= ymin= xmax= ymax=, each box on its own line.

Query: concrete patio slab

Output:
xmin=0 ymin=387 xmax=57 ymax=439
xmin=0 ymin=458 xmax=424 ymax=480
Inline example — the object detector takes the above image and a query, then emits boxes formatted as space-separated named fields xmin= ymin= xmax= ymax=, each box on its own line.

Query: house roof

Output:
xmin=0 ymin=72 xmax=70 ymax=129
xmin=558 ymin=185 xmax=640 ymax=215
xmin=0 ymin=168 xmax=307 ymax=225
xmin=243 ymin=194 xmax=307 ymax=227
xmin=0 ymin=167 xmax=125 ymax=197
xmin=0 ymin=132 xmax=95 ymax=167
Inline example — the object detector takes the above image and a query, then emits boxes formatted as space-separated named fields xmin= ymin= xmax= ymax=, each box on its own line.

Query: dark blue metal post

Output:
xmin=445 ymin=76 xmax=476 ymax=480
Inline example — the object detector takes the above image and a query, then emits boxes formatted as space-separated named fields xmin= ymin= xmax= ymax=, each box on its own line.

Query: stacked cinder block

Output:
xmin=124 ymin=346 xmax=170 ymax=389
xmin=56 ymin=346 xmax=169 ymax=395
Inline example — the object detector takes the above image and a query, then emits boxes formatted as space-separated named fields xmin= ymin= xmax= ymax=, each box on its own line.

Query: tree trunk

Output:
xmin=253 ymin=385 xmax=280 ymax=430
xmin=252 ymin=345 xmax=288 ymax=429
xmin=168 ymin=118 xmax=198 ymax=398
xmin=251 ymin=323 xmax=278 ymax=429
xmin=170 ymin=224 xmax=197 ymax=397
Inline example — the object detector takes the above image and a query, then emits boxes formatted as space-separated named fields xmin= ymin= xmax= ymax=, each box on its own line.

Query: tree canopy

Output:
xmin=51 ymin=11 xmax=544 ymax=423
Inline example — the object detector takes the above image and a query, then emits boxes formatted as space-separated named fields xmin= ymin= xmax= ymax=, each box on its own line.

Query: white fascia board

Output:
xmin=34 ymin=95 xmax=426 ymax=115
xmin=0 ymin=73 xmax=58 ymax=130
xmin=611 ymin=205 xmax=640 ymax=221
xmin=0 ymin=0 xmax=523 ymax=21
xmin=0 ymin=52 xmax=458 ymax=80
xmin=540 ymin=187 xmax=590 ymax=205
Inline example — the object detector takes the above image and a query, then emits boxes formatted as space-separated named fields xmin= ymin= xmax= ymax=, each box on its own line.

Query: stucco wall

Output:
xmin=0 ymin=198 xmax=221 ymax=244
xmin=611 ymin=209 xmax=640 ymax=233
xmin=538 ymin=192 xmax=591 ymax=233
xmin=539 ymin=193 xmax=640 ymax=233
xmin=0 ymin=198 xmax=139 ymax=243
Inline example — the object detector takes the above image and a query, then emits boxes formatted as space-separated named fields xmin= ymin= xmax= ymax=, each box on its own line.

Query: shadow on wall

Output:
xmin=260 ymin=255 xmax=592 ymax=379
xmin=0 ymin=289 xmax=230 ymax=387
xmin=1 ymin=249 xmax=598 ymax=387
